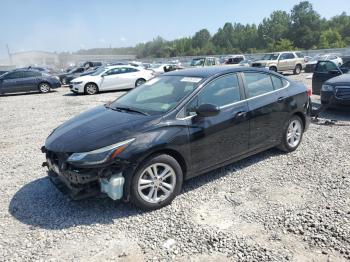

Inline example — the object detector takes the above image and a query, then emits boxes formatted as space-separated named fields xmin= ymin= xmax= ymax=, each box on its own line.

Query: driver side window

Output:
xmin=315 ymin=61 xmax=338 ymax=73
xmin=186 ymin=74 xmax=241 ymax=116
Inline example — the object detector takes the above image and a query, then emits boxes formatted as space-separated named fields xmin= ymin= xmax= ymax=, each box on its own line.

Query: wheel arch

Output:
xmin=122 ymin=147 xmax=188 ymax=202
xmin=293 ymin=111 xmax=306 ymax=129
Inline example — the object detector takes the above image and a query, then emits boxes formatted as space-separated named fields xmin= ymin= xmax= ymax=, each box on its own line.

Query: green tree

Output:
xmin=319 ymin=29 xmax=346 ymax=48
xmin=192 ymin=29 xmax=211 ymax=49
xmin=258 ymin=11 xmax=291 ymax=48
xmin=290 ymin=1 xmax=322 ymax=49
xmin=272 ymin=39 xmax=295 ymax=51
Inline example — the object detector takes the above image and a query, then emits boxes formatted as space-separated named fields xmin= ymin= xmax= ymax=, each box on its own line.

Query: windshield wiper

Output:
xmin=113 ymin=106 xmax=149 ymax=116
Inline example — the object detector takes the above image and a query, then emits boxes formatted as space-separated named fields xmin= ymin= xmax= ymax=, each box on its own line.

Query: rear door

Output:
xmin=242 ymin=71 xmax=282 ymax=150
xmin=312 ymin=61 xmax=342 ymax=95
xmin=279 ymin=53 xmax=295 ymax=70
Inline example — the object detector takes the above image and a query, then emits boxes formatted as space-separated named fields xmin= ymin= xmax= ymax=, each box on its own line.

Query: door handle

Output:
xmin=277 ymin=97 xmax=285 ymax=103
xmin=234 ymin=111 xmax=247 ymax=118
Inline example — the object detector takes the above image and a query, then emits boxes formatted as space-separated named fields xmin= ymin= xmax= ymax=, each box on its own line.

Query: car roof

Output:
xmin=104 ymin=65 xmax=138 ymax=70
xmin=163 ymin=66 xmax=274 ymax=78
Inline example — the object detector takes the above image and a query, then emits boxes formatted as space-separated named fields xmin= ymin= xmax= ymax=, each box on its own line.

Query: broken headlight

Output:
xmin=67 ymin=138 xmax=135 ymax=166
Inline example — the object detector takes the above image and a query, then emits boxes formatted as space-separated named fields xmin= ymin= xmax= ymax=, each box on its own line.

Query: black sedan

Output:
xmin=57 ymin=67 xmax=85 ymax=85
xmin=0 ymin=69 xmax=61 ymax=95
xmin=42 ymin=67 xmax=311 ymax=210
xmin=320 ymin=74 xmax=350 ymax=107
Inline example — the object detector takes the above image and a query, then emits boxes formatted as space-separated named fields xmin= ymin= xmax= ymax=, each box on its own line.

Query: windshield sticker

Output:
xmin=144 ymin=77 xmax=160 ymax=85
xmin=180 ymin=77 xmax=202 ymax=83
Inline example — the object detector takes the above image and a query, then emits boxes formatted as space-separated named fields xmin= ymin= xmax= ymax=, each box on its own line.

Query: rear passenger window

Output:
xmin=271 ymin=75 xmax=284 ymax=90
xmin=243 ymin=72 xmax=274 ymax=98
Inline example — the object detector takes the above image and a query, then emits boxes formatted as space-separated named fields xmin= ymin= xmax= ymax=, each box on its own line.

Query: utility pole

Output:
xmin=6 ymin=44 xmax=12 ymax=65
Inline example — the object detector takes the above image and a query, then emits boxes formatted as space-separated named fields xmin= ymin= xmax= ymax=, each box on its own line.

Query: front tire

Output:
xmin=130 ymin=154 xmax=183 ymax=210
xmin=293 ymin=64 xmax=302 ymax=75
xmin=277 ymin=115 xmax=304 ymax=152
xmin=84 ymin=83 xmax=98 ymax=95
xmin=39 ymin=82 xmax=51 ymax=93
xmin=269 ymin=66 xmax=277 ymax=72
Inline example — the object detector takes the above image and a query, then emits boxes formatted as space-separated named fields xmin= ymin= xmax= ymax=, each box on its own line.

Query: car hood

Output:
xmin=72 ymin=75 xmax=99 ymax=82
xmin=45 ymin=105 xmax=161 ymax=153
xmin=326 ymin=74 xmax=350 ymax=86
xmin=252 ymin=60 xmax=273 ymax=64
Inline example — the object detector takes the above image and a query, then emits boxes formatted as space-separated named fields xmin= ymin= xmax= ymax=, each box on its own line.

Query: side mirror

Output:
xmin=195 ymin=104 xmax=220 ymax=117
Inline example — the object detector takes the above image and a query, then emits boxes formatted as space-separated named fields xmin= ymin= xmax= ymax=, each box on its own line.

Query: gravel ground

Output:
xmin=0 ymin=73 xmax=349 ymax=261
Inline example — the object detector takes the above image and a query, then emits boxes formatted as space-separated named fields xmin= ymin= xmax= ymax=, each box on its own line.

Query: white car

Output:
xmin=69 ymin=65 xmax=154 ymax=95
xmin=305 ymin=53 xmax=343 ymax=72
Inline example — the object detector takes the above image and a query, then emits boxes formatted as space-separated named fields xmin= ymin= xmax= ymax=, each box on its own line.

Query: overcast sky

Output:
xmin=0 ymin=0 xmax=349 ymax=59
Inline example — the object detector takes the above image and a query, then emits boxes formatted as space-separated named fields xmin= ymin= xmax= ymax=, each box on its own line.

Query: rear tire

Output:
xmin=130 ymin=154 xmax=183 ymax=210
xmin=277 ymin=115 xmax=304 ymax=152
xmin=135 ymin=78 xmax=146 ymax=87
xmin=39 ymin=82 xmax=51 ymax=93
xmin=293 ymin=64 xmax=302 ymax=75
xmin=84 ymin=83 xmax=98 ymax=95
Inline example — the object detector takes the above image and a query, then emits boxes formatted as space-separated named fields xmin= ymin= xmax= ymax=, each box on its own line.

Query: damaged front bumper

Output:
xmin=42 ymin=147 xmax=130 ymax=201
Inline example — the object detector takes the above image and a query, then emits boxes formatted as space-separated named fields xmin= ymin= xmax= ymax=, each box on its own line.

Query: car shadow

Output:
xmin=62 ymin=89 xmax=130 ymax=97
xmin=311 ymin=100 xmax=350 ymax=122
xmin=9 ymin=148 xmax=283 ymax=230
xmin=0 ymin=90 xmax=58 ymax=97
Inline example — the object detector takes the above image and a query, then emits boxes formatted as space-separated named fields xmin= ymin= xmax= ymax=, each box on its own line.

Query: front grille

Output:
xmin=335 ymin=87 xmax=350 ymax=100
xmin=252 ymin=63 xmax=262 ymax=67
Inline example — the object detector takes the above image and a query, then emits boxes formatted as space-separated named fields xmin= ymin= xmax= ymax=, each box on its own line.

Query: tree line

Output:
xmin=75 ymin=1 xmax=350 ymax=58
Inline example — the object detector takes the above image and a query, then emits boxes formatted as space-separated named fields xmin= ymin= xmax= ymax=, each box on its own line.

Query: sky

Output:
xmin=0 ymin=0 xmax=349 ymax=59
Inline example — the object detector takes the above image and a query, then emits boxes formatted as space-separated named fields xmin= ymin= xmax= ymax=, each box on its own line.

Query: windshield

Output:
xmin=261 ymin=53 xmax=279 ymax=60
xmin=110 ymin=76 xmax=203 ymax=115
xmin=190 ymin=58 xmax=205 ymax=66
xmin=149 ymin=64 xmax=163 ymax=69
xmin=91 ymin=67 xmax=106 ymax=76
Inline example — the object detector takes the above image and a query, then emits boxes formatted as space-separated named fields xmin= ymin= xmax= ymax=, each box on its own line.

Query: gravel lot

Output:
xmin=0 ymin=72 xmax=349 ymax=261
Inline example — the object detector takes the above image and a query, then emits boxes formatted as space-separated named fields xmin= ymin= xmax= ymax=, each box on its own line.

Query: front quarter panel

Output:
xmin=119 ymin=119 xmax=191 ymax=172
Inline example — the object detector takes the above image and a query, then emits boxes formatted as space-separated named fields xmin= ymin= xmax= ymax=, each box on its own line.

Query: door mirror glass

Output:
xmin=195 ymin=103 xmax=220 ymax=117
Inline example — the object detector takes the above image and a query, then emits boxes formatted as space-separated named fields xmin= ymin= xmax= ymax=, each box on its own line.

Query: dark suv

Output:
xmin=0 ymin=69 xmax=61 ymax=95
xmin=43 ymin=67 xmax=311 ymax=210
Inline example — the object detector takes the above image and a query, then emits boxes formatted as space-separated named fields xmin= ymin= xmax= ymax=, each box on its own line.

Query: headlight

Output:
xmin=321 ymin=85 xmax=334 ymax=92
xmin=67 ymin=138 xmax=135 ymax=166
xmin=72 ymin=81 xmax=83 ymax=85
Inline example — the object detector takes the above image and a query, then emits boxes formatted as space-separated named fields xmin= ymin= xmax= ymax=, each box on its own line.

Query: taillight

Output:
xmin=307 ymin=88 xmax=312 ymax=97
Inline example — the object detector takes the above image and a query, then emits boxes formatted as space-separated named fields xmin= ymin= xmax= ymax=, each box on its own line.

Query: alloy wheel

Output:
xmin=86 ymin=84 xmax=97 ymax=95
xmin=287 ymin=119 xmax=302 ymax=148
xmin=137 ymin=163 xmax=176 ymax=204
xmin=39 ymin=83 xmax=50 ymax=93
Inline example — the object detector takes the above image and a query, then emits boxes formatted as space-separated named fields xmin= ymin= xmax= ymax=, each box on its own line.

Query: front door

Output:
xmin=185 ymin=73 xmax=249 ymax=173
xmin=0 ymin=71 xmax=24 ymax=93
xmin=312 ymin=61 xmax=342 ymax=95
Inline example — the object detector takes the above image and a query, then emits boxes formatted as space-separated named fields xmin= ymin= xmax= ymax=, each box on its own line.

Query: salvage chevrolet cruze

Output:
xmin=42 ymin=67 xmax=311 ymax=210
